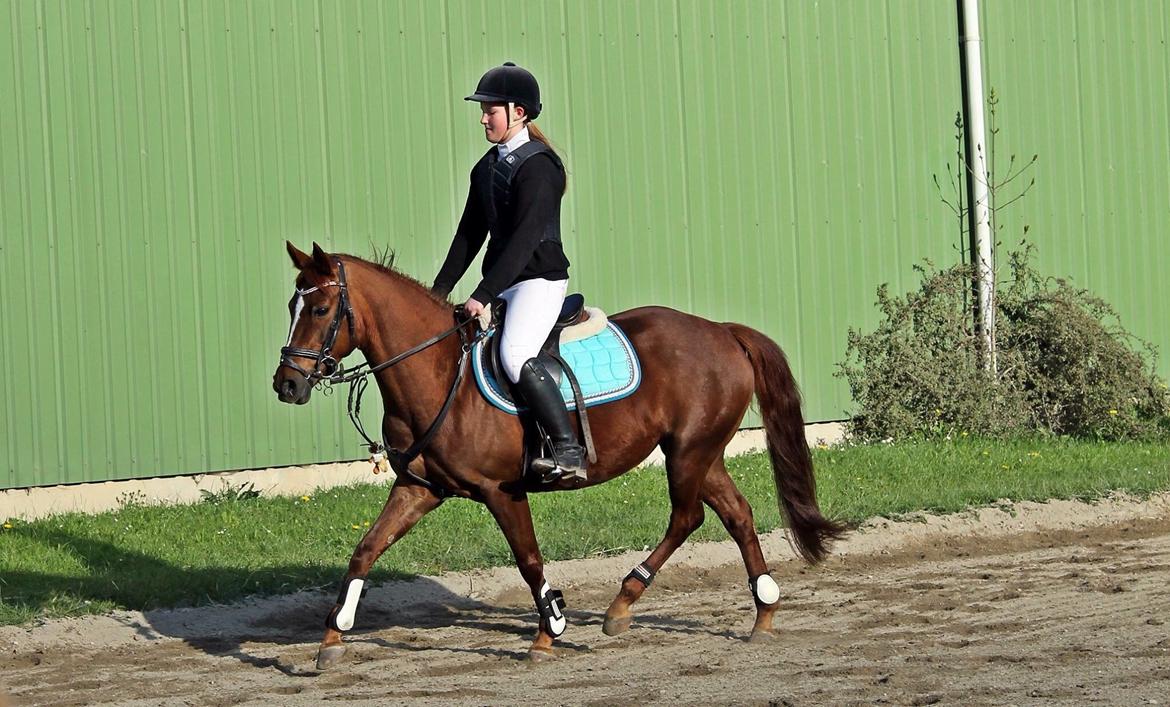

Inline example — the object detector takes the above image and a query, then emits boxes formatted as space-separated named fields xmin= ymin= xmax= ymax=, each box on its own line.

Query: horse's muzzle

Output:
xmin=273 ymin=371 xmax=312 ymax=405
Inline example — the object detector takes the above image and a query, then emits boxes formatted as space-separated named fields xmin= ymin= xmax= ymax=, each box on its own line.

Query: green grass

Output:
xmin=1 ymin=437 xmax=1167 ymax=626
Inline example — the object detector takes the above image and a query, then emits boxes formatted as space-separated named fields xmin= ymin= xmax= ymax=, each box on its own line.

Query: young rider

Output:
xmin=432 ymin=62 xmax=587 ymax=483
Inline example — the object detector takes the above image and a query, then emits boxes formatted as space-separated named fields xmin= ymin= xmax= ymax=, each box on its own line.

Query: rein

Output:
xmin=280 ymin=259 xmax=489 ymax=499
xmin=339 ymin=315 xmax=485 ymax=499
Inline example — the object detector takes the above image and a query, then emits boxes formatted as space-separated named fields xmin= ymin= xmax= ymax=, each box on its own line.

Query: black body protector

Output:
xmin=477 ymin=139 xmax=587 ymax=484
xmin=476 ymin=139 xmax=565 ymax=244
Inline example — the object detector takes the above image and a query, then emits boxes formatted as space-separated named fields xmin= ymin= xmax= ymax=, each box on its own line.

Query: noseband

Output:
xmin=279 ymin=259 xmax=356 ymax=381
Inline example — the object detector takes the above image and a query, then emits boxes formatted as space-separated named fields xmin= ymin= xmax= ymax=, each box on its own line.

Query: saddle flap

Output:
xmin=483 ymin=324 xmax=562 ymax=393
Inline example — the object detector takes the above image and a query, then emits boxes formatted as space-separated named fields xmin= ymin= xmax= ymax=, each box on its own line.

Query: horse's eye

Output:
xmin=313 ymin=306 xmax=329 ymax=317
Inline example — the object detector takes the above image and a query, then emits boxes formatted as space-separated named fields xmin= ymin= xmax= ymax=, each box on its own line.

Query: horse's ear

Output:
xmin=310 ymin=241 xmax=335 ymax=276
xmin=287 ymin=241 xmax=312 ymax=270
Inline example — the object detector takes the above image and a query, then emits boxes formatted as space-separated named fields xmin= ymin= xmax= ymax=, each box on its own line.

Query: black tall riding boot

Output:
xmin=516 ymin=359 xmax=588 ymax=482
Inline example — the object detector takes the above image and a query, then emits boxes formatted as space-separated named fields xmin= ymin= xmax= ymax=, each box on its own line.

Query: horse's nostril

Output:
xmin=282 ymin=379 xmax=299 ymax=397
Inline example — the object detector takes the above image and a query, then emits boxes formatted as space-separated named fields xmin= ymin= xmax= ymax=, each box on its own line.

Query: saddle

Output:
xmin=483 ymin=293 xmax=589 ymax=394
xmin=471 ymin=299 xmax=640 ymax=416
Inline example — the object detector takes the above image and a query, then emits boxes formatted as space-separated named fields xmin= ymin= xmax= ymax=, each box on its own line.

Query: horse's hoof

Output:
xmin=602 ymin=615 xmax=632 ymax=636
xmin=526 ymin=647 xmax=557 ymax=662
xmin=748 ymin=627 xmax=777 ymax=644
xmin=315 ymin=644 xmax=347 ymax=670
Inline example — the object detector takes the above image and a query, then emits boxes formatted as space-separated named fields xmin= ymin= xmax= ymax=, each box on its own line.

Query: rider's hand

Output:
xmin=462 ymin=297 xmax=486 ymax=319
xmin=462 ymin=297 xmax=491 ymax=330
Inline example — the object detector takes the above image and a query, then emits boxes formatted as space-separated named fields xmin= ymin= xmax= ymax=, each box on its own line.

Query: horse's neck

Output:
xmin=348 ymin=262 xmax=459 ymax=425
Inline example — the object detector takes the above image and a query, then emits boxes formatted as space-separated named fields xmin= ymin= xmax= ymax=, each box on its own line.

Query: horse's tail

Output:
xmin=725 ymin=323 xmax=847 ymax=564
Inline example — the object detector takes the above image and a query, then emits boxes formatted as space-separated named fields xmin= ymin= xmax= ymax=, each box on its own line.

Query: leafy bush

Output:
xmin=838 ymin=244 xmax=1170 ymax=441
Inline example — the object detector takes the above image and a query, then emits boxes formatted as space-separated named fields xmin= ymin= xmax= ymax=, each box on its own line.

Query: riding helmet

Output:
xmin=464 ymin=62 xmax=542 ymax=120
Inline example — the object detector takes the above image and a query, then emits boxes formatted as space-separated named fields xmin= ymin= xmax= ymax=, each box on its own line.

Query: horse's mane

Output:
xmin=336 ymin=251 xmax=452 ymax=307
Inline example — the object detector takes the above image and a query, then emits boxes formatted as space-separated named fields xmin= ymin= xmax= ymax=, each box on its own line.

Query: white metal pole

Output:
xmin=959 ymin=0 xmax=996 ymax=372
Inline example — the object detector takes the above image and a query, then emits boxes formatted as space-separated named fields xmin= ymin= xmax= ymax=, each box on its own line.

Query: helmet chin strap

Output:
xmin=495 ymin=102 xmax=524 ymax=145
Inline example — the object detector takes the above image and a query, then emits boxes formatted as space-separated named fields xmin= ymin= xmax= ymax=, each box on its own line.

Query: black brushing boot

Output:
xmin=516 ymin=359 xmax=588 ymax=482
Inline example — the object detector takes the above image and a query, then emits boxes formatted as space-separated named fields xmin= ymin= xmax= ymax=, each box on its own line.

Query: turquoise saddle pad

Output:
xmin=472 ymin=321 xmax=642 ymax=415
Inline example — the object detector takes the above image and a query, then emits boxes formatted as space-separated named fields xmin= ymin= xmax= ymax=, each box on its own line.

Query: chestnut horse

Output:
xmin=273 ymin=242 xmax=845 ymax=669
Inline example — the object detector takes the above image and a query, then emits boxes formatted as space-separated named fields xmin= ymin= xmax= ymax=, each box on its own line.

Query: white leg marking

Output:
xmin=335 ymin=578 xmax=364 ymax=631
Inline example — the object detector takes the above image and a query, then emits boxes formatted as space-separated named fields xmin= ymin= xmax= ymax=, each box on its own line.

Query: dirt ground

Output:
xmin=2 ymin=493 xmax=1169 ymax=706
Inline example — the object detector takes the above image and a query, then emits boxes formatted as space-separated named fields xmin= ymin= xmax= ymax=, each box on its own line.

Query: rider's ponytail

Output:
xmin=526 ymin=122 xmax=567 ymax=194
xmin=527 ymin=121 xmax=552 ymax=149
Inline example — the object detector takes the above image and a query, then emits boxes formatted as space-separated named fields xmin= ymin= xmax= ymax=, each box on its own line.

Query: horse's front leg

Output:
xmin=316 ymin=482 xmax=443 ymax=670
xmin=483 ymin=489 xmax=565 ymax=661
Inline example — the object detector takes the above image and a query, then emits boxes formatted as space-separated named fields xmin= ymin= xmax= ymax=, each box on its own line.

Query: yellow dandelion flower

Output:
xmin=960 ymin=431 xmax=969 ymax=437
xmin=2 ymin=522 xmax=12 ymax=530
xmin=300 ymin=495 xmax=311 ymax=502
xmin=933 ymin=409 xmax=942 ymax=416
xmin=1001 ymin=464 xmax=1011 ymax=470
xmin=363 ymin=521 xmax=371 ymax=527
xmin=1108 ymin=409 xmax=1118 ymax=416
xmin=351 ymin=524 xmax=361 ymax=530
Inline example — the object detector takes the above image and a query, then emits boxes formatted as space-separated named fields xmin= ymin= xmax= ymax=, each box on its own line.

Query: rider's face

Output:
xmin=480 ymin=103 xmax=525 ymax=143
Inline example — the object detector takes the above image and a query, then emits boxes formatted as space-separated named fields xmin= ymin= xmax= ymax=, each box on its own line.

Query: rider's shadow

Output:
xmin=5 ymin=526 xmax=726 ymax=675
xmin=135 ymin=577 xmax=547 ymax=673
xmin=134 ymin=575 xmax=709 ymax=673
xmin=142 ymin=571 xmax=612 ymax=669
xmin=144 ymin=575 xmax=723 ymax=673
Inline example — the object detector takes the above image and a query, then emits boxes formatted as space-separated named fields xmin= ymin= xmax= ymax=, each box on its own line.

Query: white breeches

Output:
xmin=498 ymin=277 xmax=569 ymax=383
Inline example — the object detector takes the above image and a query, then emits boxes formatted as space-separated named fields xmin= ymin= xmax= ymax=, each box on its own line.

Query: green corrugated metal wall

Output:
xmin=1 ymin=1 xmax=1165 ymax=490
xmin=980 ymin=1 xmax=1170 ymax=349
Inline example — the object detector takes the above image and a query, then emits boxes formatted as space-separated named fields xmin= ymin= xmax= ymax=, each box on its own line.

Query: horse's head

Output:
xmin=273 ymin=242 xmax=359 ymax=404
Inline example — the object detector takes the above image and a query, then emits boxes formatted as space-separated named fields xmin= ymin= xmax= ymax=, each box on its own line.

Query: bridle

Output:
xmin=277 ymin=258 xmax=488 ymax=499
xmin=278 ymin=259 xmax=356 ymax=382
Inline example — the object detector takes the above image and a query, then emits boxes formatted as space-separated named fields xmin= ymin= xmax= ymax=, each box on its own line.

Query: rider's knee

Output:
xmin=501 ymin=345 xmax=536 ymax=384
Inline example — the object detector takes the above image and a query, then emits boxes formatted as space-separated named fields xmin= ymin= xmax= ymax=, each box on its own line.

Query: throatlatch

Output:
xmin=536 ymin=581 xmax=568 ymax=637
xmin=749 ymin=573 xmax=780 ymax=606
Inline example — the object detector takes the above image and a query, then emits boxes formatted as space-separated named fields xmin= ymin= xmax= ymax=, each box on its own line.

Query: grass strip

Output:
xmin=1 ymin=437 xmax=1167 ymax=626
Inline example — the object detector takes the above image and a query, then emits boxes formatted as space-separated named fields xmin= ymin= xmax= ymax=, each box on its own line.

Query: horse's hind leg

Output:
xmin=700 ymin=459 xmax=779 ymax=642
xmin=603 ymin=445 xmax=712 ymax=636
xmin=316 ymin=483 xmax=442 ymax=670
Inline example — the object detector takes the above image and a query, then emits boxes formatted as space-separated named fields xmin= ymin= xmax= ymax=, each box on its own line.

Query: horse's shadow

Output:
xmin=4 ymin=525 xmax=732 ymax=674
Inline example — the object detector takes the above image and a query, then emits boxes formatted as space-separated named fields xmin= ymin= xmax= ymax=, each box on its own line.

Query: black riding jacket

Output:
xmin=433 ymin=145 xmax=570 ymax=304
